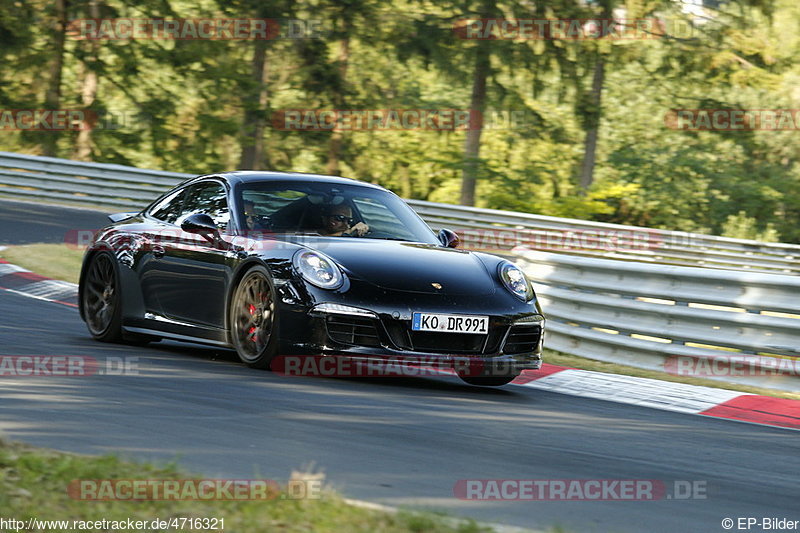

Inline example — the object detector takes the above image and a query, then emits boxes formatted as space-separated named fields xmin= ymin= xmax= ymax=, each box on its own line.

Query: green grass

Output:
xmin=0 ymin=243 xmax=85 ymax=284
xmin=0 ymin=437 xmax=507 ymax=533
xmin=1 ymin=243 xmax=798 ymax=401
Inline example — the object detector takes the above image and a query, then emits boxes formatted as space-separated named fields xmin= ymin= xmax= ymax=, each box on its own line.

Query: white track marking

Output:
xmin=519 ymin=369 xmax=745 ymax=414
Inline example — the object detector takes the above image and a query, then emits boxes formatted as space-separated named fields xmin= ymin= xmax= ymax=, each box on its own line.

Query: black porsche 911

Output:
xmin=79 ymin=172 xmax=544 ymax=386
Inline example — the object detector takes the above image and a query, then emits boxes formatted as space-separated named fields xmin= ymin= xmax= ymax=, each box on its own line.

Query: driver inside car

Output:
xmin=243 ymin=200 xmax=269 ymax=232
xmin=318 ymin=204 xmax=369 ymax=237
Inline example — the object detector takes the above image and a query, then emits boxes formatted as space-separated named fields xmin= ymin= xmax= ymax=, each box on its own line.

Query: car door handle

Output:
xmin=152 ymin=245 xmax=166 ymax=258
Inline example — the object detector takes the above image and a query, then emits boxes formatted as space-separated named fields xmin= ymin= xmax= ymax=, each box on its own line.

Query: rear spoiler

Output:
xmin=107 ymin=212 xmax=139 ymax=223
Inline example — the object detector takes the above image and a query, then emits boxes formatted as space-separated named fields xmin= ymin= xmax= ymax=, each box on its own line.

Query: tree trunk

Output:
xmin=578 ymin=0 xmax=614 ymax=193
xmin=398 ymin=163 xmax=411 ymax=198
xmin=459 ymin=39 xmax=490 ymax=206
xmin=42 ymin=0 xmax=68 ymax=157
xmin=73 ymin=0 xmax=100 ymax=161
xmin=325 ymin=30 xmax=350 ymax=176
xmin=325 ymin=129 xmax=344 ymax=176
xmin=239 ymin=38 xmax=269 ymax=169
xmin=578 ymin=56 xmax=605 ymax=192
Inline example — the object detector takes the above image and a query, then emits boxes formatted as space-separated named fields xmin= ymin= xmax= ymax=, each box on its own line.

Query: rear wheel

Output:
xmin=229 ymin=266 xmax=278 ymax=369
xmin=82 ymin=252 xmax=123 ymax=342
xmin=459 ymin=375 xmax=517 ymax=387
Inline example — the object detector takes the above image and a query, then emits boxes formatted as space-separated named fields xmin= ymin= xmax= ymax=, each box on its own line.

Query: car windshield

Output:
xmin=237 ymin=180 xmax=440 ymax=244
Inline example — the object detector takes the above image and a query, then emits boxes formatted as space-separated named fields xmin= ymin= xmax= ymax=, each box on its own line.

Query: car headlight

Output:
xmin=293 ymin=250 xmax=344 ymax=290
xmin=498 ymin=261 xmax=532 ymax=301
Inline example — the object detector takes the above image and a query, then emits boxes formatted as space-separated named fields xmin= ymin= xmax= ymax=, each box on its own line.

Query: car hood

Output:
xmin=306 ymin=240 xmax=498 ymax=295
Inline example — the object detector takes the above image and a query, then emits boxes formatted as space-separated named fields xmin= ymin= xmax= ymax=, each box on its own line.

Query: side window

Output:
xmin=180 ymin=181 xmax=230 ymax=230
xmin=149 ymin=188 xmax=186 ymax=224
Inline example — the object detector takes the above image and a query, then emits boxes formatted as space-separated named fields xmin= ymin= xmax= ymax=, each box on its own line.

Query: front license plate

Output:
xmin=411 ymin=313 xmax=488 ymax=334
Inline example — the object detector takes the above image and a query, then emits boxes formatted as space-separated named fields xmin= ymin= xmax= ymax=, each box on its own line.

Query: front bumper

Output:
xmin=275 ymin=281 xmax=544 ymax=375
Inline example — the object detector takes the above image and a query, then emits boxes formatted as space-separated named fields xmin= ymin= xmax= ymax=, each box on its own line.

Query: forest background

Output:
xmin=2 ymin=0 xmax=798 ymax=242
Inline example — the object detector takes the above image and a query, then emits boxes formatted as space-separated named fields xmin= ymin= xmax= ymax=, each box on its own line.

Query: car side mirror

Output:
xmin=181 ymin=213 xmax=219 ymax=237
xmin=438 ymin=228 xmax=460 ymax=249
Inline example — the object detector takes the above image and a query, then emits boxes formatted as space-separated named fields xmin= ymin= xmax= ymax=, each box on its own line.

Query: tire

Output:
xmin=229 ymin=265 xmax=278 ymax=369
xmin=81 ymin=252 xmax=124 ymax=342
xmin=459 ymin=375 xmax=517 ymax=387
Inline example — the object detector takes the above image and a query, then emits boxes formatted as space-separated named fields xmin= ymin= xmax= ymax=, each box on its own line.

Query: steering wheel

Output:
xmin=250 ymin=214 xmax=272 ymax=232
xmin=361 ymin=230 xmax=402 ymax=239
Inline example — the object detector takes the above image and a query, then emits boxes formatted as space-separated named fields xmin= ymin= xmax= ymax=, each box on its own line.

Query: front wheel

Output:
xmin=82 ymin=252 xmax=123 ymax=342
xmin=229 ymin=266 xmax=278 ymax=369
xmin=459 ymin=375 xmax=517 ymax=387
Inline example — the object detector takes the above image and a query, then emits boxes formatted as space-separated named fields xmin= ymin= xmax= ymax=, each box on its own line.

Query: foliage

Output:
xmin=1 ymin=0 xmax=798 ymax=241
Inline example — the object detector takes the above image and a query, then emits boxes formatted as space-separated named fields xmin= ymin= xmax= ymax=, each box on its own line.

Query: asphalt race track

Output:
xmin=1 ymin=199 xmax=799 ymax=532
xmin=0 ymin=198 xmax=109 ymax=245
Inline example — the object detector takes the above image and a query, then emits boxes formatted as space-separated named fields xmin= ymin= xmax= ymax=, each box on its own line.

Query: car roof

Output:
xmin=194 ymin=171 xmax=388 ymax=191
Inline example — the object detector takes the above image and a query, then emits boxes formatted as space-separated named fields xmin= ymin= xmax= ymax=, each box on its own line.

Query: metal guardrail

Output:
xmin=514 ymin=249 xmax=800 ymax=391
xmin=0 ymin=151 xmax=190 ymax=208
xmin=1 ymin=151 xmax=798 ymax=389
xmin=409 ymin=200 xmax=800 ymax=274
xmin=2 ymin=150 xmax=797 ymax=274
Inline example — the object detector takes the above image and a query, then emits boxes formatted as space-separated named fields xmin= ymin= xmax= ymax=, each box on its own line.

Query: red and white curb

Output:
xmin=514 ymin=366 xmax=800 ymax=431
xmin=1 ymin=257 xmax=798 ymax=431
xmin=0 ymin=258 xmax=78 ymax=307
